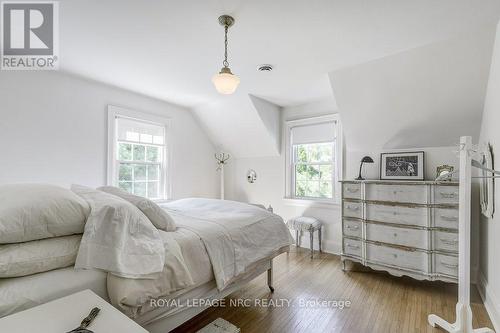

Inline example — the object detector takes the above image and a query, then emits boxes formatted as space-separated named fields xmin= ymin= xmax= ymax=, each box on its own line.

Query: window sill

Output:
xmin=283 ymin=197 xmax=340 ymax=209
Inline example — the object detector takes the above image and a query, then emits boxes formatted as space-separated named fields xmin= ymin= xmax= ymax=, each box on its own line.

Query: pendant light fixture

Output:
xmin=212 ymin=15 xmax=240 ymax=95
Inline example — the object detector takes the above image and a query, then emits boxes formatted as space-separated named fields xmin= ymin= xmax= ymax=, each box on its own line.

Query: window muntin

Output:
xmin=293 ymin=142 xmax=334 ymax=199
xmin=114 ymin=117 xmax=166 ymax=199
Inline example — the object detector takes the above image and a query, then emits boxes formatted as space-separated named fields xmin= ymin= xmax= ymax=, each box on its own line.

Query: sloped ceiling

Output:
xmin=54 ymin=0 xmax=500 ymax=157
xmin=329 ymin=28 xmax=495 ymax=151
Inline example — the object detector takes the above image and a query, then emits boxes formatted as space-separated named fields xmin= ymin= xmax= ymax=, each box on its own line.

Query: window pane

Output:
xmin=306 ymin=165 xmax=320 ymax=180
xmin=134 ymin=165 xmax=147 ymax=181
xmin=140 ymin=133 xmax=153 ymax=143
xmin=134 ymin=182 xmax=146 ymax=197
xmin=295 ymin=164 xmax=308 ymax=181
xmin=133 ymin=145 xmax=145 ymax=161
xmin=153 ymin=135 xmax=164 ymax=144
xmin=295 ymin=145 xmax=308 ymax=163
xmin=147 ymin=164 xmax=159 ymax=180
xmin=307 ymin=182 xmax=320 ymax=197
xmin=118 ymin=181 xmax=132 ymax=193
xmin=320 ymin=181 xmax=333 ymax=198
xmin=318 ymin=143 xmax=333 ymax=162
xmin=147 ymin=181 xmax=159 ymax=198
xmin=126 ymin=131 xmax=139 ymax=142
xmin=118 ymin=143 xmax=132 ymax=161
xmin=146 ymin=146 xmax=160 ymax=162
xmin=118 ymin=163 xmax=132 ymax=181
xmin=295 ymin=181 xmax=307 ymax=197
xmin=319 ymin=165 xmax=333 ymax=180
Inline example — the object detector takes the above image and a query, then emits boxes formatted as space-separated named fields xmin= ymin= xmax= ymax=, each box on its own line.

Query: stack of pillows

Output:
xmin=0 ymin=183 xmax=176 ymax=279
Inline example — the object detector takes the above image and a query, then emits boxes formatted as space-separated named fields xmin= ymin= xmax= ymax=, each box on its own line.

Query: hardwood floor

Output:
xmin=172 ymin=247 xmax=494 ymax=333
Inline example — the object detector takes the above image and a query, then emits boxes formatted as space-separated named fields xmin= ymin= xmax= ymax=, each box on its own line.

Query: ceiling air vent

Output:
xmin=258 ymin=64 xmax=273 ymax=72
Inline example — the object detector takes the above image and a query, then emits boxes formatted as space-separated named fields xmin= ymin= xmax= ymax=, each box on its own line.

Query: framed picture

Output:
xmin=380 ymin=151 xmax=424 ymax=180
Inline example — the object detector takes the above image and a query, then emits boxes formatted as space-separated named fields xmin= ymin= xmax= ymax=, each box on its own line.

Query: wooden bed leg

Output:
xmin=267 ymin=260 xmax=274 ymax=293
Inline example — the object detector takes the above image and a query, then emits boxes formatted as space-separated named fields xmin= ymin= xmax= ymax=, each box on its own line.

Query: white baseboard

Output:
xmin=477 ymin=270 xmax=500 ymax=331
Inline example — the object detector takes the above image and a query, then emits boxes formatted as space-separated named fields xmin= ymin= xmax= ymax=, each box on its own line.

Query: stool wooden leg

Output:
xmin=310 ymin=231 xmax=314 ymax=259
xmin=295 ymin=230 xmax=299 ymax=247
xmin=318 ymin=227 xmax=322 ymax=253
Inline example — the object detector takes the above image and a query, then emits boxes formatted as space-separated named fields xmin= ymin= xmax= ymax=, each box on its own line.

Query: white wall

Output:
xmin=226 ymin=96 xmax=477 ymax=253
xmin=0 ymin=71 xmax=218 ymax=199
xmin=477 ymin=22 xmax=500 ymax=331
xmin=225 ymin=99 xmax=461 ymax=254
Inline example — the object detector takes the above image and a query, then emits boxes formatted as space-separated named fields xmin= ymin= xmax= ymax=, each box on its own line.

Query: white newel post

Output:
xmin=215 ymin=152 xmax=230 ymax=201
xmin=220 ymin=163 xmax=225 ymax=200
xmin=427 ymin=136 xmax=494 ymax=333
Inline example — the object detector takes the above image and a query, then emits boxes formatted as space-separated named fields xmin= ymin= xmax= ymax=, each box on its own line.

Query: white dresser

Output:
xmin=341 ymin=180 xmax=459 ymax=282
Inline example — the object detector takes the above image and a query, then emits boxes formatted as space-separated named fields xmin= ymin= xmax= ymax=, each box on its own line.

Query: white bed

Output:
xmin=0 ymin=198 xmax=292 ymax=332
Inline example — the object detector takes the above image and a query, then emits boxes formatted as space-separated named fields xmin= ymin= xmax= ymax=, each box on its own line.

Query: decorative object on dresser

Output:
xmin=479 ymin=142 xmax=494 ymax=218
xmin=436 ymin=165 xmax=454 ymax=181
xmin=380 ymin=151 xmax=424 ymax=180
xmin=355 ymin=156 xmax=374 ymax=180
xmin=341 ymin=179 xmax=459 ymax=282
xmin=286 ymin=216 xmax=322 ymax=259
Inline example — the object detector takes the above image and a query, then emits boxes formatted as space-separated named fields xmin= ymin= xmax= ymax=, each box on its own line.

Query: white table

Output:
xmin=0 ymin=289 xmax=148 ymax=333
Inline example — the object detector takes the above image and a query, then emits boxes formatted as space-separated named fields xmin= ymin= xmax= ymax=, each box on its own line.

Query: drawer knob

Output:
xmin=347 ymin=205 xmax=359 ymax=211
xmin=346 ymin=225 xmax=359 ymax=230
xmin=440 ymin=238 xmax=458 ymax=246
xmin=393 ymin=233 xmax=398 ymax=237
xmin=440 ymin=215 xmax=458 ymax=222
xmin=440 ymin=261 xmax=458 ymax=269
xmin=392 ymin=253 xmax=398 ymax=258
xmin=440 ymin=192 xmax=458 ymax=199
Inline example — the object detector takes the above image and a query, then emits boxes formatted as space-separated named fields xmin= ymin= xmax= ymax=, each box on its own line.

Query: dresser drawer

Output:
xmin=434 ymin=207 xmax=459 ymax=229
xmin=365 ymin=203 xmax=428 ymax=227
xmin=343 ymin=219 xmax=362 ymax=238
xmin=433 ymin=231 xmax=458 ymax=253
xmin=343 ymin=183 xmax=361 ymax=199
xmin=366 ymin=223 xmax=428 ymax=249
xmin=343 ymin=238 xmax=362 ymax=257
xmin=343 ymin=201 xmax=362 ymax=218
xmin=365 ymin=184 xmax=427 ymax=204
xmin=434 ymin=253 xmax=458 ymax=277
xmin=434 ymin=185 xmax=459 ymax=204
xmin=366 ymin=243 xmax=428 ymax=272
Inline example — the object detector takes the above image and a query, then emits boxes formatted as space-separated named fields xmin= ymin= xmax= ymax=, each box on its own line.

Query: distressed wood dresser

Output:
xmin=340 ymin=180 xmax=459 ymax=282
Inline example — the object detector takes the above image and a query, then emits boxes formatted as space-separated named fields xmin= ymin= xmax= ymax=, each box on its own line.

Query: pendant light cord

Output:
xmin=223 ymin=25 xmax=229 ymax=68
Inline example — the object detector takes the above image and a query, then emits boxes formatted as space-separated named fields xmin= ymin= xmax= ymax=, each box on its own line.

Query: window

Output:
xmin=285 ymin=115 xmax=341 ymax=202
xmin=107 ymin=106 xmax=170 ymax=200
xmin=294 ymin=142 xmax=334 ymax=199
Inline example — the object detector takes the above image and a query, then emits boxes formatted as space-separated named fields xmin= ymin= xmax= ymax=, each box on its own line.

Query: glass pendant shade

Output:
xmin=212 ymin=67 xmax=240 ymax=95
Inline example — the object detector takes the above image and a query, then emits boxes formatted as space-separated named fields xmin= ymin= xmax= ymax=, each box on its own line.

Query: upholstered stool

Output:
xmin=286 ymin=216 xmax=322 ymax=258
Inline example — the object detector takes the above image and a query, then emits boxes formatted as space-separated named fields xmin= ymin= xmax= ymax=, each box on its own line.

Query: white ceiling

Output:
xmin=58 ymin=0 xmax=500 ymax=156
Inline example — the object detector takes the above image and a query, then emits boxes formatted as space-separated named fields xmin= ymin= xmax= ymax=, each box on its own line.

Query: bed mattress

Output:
xmin=0 ymin=266 xmax=107 ymax=318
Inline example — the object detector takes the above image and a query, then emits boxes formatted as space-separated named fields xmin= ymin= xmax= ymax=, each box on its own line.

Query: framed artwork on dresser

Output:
xmin=380 ymin=151 xmax=424 ymax=180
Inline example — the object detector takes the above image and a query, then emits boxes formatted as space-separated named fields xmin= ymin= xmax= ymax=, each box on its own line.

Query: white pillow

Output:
xmin=0 ymin=184 xmax=90 ymax=244
xmin=98 ymin=186 xmax=176 ymax=231
xmin=71 ymin=185 xmax=165 ymax=278
xmin=0 ymin=235 xmax=82 ymax=278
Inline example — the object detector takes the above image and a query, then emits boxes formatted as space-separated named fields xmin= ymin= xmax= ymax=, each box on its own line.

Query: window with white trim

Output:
xmin=286 ymin=115 xmax=341 ymax=202
xmin=108 ymin=106 xmax=170 ymax=200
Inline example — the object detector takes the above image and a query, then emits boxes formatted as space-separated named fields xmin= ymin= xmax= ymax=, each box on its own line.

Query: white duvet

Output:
xmin=107 ymin=198 xmax=292 ymax=317
xmin=163 ymin=198 xmax=293 ymax=290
